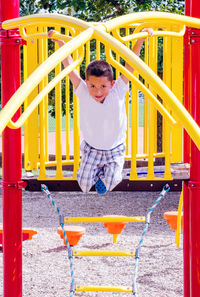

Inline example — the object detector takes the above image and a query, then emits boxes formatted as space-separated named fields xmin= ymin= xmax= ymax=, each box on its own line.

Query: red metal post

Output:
xmin=184 ymin=0 xmax=200 ymax=296
xmin=0 ymin=0 xmax=24 ymax=296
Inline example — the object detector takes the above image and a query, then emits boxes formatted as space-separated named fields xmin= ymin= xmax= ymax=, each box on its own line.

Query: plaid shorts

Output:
xmin=77 ymin=141 xmax=126 ymax=193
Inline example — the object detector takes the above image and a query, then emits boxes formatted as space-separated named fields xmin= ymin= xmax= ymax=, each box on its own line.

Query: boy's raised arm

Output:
xmin=48 ymin=30 xmax=81 ymax=89
xmin=121 ymin=28 xmax=154 ymax=84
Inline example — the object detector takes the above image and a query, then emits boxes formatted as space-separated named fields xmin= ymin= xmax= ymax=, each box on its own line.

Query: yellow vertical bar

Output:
xmin=130 ymin=81 xmax=138 ymax=180
xmin=147 ymin=35 xmax=156 ymax=179
xmin=171 ymin=25 xmax=183 ymax=163
xmin=65 ymin=29 xmax=70 ymax=160
xmin=144 ymin=38 xmax=148 ymax=156
xmin=96 ymin=40 xmax=100 ymax=60
xmin=125 ymin=91 xmax=129 ymax=157
xmin=65 ymin=75 xmax=70 ymax=160
xmin=86 ymin=41 xmax=90 ymax=66
xmin=147 ymin=99 xmax=155 ymax=179
xmin=73 ymin=48 xmax=80 ymax=179
xmin=43 ymin=26 xmax=49 ymax=162
xmin=38 ymin=26 xmax=47 ymax=179
xmin=24 ymin=26 xmax=39 ymax=171
xmin=175 ymin=190 xmax=183 ymax=248
xmin=115 ymin=29 xmax=120 ymax=80
xmin=125 ymin=27 xmax=129 ymax=157
xmin=163 ymin=26 xmax=172 ymax=179
xmin=154 ymin=35 xmax=158 ymax=154
xmin=55 ymin=25 xmax=63 ymax=179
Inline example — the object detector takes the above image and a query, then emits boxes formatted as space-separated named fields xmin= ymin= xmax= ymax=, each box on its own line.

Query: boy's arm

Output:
xmin=121 ymin=28 xmax=154 ymax=84
xmin=48 ymin=30 xmax=81 ymax=90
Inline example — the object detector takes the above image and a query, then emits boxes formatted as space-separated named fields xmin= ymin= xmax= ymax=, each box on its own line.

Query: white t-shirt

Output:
xmin=74 ymin=76 xmax=129 ymax=150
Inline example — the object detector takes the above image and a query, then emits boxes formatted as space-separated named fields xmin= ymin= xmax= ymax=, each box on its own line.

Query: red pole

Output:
xmin=184 ymin=0 xmax=200 ymax=296
xmin=183 ymin=3 xmax=191 ymax=296
xmin=0 ymin=1 xmax=24 ymax=296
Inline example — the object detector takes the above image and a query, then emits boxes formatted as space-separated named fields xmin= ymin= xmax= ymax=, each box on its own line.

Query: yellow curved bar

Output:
xmin=7 ymin=47 xmax=84 ymax=129
xmin=0 ymin=27 xmax=94 ymax=135
xmin=2 ymin=13 xmax=91 ymax=31
xmin=113 ymin=26 xmax=186 ymax=43
xmin=93 ymin=26 xmax=200 ymax=150
xmin=104 ymin=11 xmax=200 ymax=32
xmin=20 ymin=32 xmax=72 ymax=41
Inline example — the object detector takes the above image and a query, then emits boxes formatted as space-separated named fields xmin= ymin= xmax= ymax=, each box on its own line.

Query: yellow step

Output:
xmin=76 ymin=285 xmax=132 ymax=292
xmin=73 ymin=250 xmax=135 ymax=257
xmin=64 ymin=216 xmax=145 ymax=223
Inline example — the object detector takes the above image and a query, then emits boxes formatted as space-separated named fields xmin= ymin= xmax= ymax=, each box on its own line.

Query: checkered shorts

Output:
xmin=77 ymin=141 xmax=126 ymax=193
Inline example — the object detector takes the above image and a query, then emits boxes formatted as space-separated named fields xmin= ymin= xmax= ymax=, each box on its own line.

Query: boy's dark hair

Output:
xmin=86 ymin=60 xmax=113 ymax=82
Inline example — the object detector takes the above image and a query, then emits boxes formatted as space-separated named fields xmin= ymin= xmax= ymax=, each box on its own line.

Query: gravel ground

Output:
xmin=0 ymin=189 xmax=183 ymax=297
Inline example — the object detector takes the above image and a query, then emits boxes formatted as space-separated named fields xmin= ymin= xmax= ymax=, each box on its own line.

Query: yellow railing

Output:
xmin=1 ymin=12 xmax=200 ymax=181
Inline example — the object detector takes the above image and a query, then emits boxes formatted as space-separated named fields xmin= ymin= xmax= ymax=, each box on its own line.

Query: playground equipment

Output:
xmin=42 ymin=183 xmax=170 ymax=295
xmin=104 ymin=216 xmax=127 ymax=243
xmin=57 ymin=225 xmax=86 ymax=246
xmin=0 ymin=224 xmax=37 ymax=246
xmin=164 ymin=211 xmax=183 ymax=231
xmin=1 ymin=0 xmax=200 ymax=296
xmin=164 ymin=189 xmax=183 ymax=248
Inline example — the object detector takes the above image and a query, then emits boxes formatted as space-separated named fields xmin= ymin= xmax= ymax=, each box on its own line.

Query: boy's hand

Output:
xmin=141 ymin=28 xmax=154 ymax=38
xmin=48 ymin=29 xmax=65 ymax=47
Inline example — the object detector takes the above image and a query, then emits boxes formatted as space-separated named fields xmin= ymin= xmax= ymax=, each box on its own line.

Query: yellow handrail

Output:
xmin=104 ymin=11 xmax=200 ymax=31
xmin=112 ymin=25 xmax=186 ymax=43
xmin=2 ymin=13 xmax=92 ymax=31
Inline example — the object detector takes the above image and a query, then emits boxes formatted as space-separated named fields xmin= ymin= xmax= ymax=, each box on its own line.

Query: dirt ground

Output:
xmin=0 ymin=188 xmax=183 ymax=297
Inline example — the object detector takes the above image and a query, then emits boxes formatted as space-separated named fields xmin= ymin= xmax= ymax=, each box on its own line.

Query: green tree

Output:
xmin=20 ymin=0 xmax=40 ymax=15
xmin=37 ymin=0 xmax=184 ymax=20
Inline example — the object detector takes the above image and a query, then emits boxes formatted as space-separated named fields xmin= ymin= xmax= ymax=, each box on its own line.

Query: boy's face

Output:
xmin=86 ymin=75 xmax=114 ymax=103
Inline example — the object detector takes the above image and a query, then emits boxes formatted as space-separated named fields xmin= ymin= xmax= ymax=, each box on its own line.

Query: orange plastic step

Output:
xmin=22 ymin=229 xmax=38 ymax=241
xmin=0 ymin=223 xmax=37 ymax=245
xmin=104 ymin=216 xmax=127 ymax=243
xmin=164 ymin=211 xmax=183 ymax=230
xmin=57 ymin=225 xmax=86 ymax=246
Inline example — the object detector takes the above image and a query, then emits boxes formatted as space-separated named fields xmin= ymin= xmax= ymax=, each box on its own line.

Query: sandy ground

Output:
xmin=0 ymin=189 xmax=183 ymax=297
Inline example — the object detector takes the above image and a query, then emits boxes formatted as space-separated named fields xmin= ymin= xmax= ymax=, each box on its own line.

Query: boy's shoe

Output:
xmin=95 ymin=178 xmax=107 ymax=194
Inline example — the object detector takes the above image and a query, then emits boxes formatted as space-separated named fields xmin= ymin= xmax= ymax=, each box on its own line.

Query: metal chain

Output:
xmin=132 ymin=184 xmax=170 ymax=296
xmin=41 ymin=184 xmax=76 ymax=296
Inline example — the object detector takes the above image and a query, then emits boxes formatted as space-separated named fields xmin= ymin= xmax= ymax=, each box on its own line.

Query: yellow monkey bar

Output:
xmin=1 ymin=12 xmax=200 ymax=182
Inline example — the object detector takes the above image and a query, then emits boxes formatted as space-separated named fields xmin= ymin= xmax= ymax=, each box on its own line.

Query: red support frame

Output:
xmin=0 ymin=1 xmax=24 ymax=296
xmin=184 ymin=1 xmax=200 ymax=297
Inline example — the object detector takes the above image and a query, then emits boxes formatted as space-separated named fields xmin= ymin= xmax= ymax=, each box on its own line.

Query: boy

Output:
xmin=48 ymin=28 xmax=153 ymax=194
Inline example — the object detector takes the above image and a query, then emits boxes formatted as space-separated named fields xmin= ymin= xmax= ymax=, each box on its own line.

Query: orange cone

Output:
xmin=104 ymin=216 xmax=127 ymax=243
xmin=57 ymin=225 xmax=86 ymax=246
xmin=164 ymin=211 xmax=183 ymax=230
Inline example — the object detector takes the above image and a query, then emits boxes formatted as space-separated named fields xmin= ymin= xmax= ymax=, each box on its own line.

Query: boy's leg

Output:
xmin=77 ymin=141 xmax=102 ymax=193
xmin=103 ymin=143 xmax=126 ymax=191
